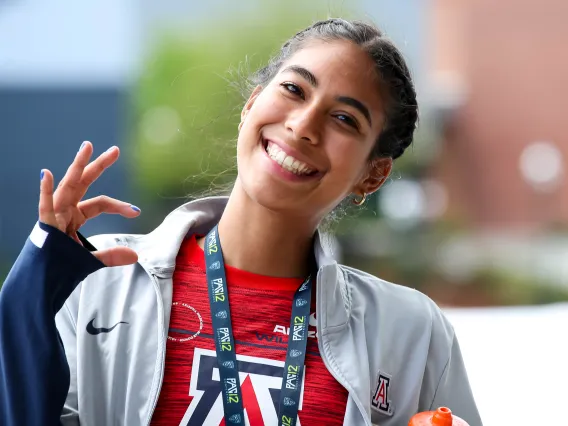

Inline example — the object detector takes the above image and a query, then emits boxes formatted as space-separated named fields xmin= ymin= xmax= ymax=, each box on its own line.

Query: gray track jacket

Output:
xmin=53 ymin=197 xmax=482 ymax=425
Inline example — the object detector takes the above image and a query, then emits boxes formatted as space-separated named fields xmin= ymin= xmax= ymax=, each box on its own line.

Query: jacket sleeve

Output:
xmin=430 ymin=333 xmax=483 ymax=426
xmin=0 ymin=222 xmax=104 ymax=426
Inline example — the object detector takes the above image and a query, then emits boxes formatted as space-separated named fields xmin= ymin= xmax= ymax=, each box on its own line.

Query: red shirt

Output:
xmin=150 ymin=235 xmax=348 ymax=425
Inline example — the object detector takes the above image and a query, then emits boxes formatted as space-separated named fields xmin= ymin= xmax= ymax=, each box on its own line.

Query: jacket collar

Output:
xmin=121 ymin=196 xmax=337 ymax=273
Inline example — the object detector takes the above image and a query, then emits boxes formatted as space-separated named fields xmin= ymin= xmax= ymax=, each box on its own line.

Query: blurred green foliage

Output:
xmin=340 ymin=220 xmax=568 ymax=306
xmin=130 ymin=1 xmax=361 ymax=203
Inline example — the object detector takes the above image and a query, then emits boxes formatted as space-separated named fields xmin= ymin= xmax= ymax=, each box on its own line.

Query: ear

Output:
xmin=239 ymin=85 xmax=263 ymax=131
xmin=352 ymin=156 xmax=392 ymax=197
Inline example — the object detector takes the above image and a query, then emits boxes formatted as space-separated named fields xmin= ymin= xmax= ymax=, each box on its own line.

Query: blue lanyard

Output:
xmin=204 ymin=225 xmax=313 ymax=426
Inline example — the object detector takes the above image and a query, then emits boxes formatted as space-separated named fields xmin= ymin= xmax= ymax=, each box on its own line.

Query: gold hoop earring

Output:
xmin=352 ymin=193 xmax=367 ymax=206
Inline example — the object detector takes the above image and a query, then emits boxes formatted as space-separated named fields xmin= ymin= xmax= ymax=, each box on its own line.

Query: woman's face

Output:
xmin=236 ymin=39 xmax=391 ymax=223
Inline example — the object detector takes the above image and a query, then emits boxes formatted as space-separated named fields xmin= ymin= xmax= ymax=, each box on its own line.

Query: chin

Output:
xmin=233 ymin=171 xmax=333 ymax=230
xmin=245 ymin=176 xmax=298 ymax=211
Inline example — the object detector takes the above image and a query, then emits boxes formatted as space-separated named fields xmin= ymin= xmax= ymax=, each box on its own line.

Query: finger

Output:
xmin=78 ymin=196 xmax=141 ymax=220
xmin=55 ymin=141 xmax=94 ymax=206
xmin=38 ymin=169 xmax=58 ymax=228
xmin=93 ymin=247 xmax=138 ymax=267
xmin=78 ymin=146 xmax=120 ymax=191
xmin=60 ymin=141 xmax=94 ymax=188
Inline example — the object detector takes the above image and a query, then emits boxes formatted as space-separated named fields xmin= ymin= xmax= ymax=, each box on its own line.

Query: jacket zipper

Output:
xmin=144 ymin=270 xmax=167 ymax=425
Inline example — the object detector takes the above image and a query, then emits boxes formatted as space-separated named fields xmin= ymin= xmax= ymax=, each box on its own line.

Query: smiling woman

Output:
xmin=0 ymin=18 xmax=482 ymax=426
xmin=237 ymin=39 xmax=393 ymax=231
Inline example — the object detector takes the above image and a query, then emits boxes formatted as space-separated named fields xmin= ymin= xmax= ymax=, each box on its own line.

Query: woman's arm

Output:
xmin=0 ymin=222 xmax=104 ymax=426
xmin=0 ymin=143 xmax=139 ymax=425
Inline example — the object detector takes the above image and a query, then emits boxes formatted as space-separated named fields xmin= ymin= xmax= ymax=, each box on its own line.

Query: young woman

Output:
xmin=0 ymin=19 xmax=482 ymax=426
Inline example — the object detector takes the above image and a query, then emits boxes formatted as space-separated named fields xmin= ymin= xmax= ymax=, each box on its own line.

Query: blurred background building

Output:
xmin=432 ymin=0 xmax=568 ymax=229
xmin=426 ymin=0 xmax=568 ymax=302
xmin=0 ymin=0 xmax=141 ymax=271
xmin=1 ymin=1 xmax=567 ymax=424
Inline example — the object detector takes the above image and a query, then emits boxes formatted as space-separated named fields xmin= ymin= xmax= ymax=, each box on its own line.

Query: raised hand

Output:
xmin=38 ymin=141 xmax=140 ymax=267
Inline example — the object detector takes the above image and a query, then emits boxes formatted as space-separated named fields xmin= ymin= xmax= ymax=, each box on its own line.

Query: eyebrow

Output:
xmin=336 ymin=96 xmax=372 ymax=127
xmin=281 ymin=65 xmax=372 ymax=126
xmin=282 ymin=65 xmax=318 ymax=87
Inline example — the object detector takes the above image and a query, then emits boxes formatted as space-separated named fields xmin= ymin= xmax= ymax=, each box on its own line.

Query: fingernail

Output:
xmin=79 ymin=141 xmax=87 ymax=152
xmin=130 ymin=205 xmax=141 ymax=212
xmin=40 ymin=170 xmax=45 ymax=180
xmin=106 ymin=146 xmax=117 ymax=153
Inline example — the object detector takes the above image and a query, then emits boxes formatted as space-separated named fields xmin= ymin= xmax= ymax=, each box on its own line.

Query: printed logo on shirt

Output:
xmin=258 ymin=313 xmax=317 ymax=344
xmin=371 ymin=371 xmax=393 ymax=416
xmin=168 ymin=303 xmax=203 ymax=342
xmin=267 ymin=313 xmax=318 ymax=343
xmin=180 ymin=348 xmax=306 ymax=425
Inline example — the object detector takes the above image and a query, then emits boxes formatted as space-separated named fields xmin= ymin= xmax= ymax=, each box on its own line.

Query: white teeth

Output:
xmin=276 ymin=151 xmax=286 ymax=165
xmin=265 ymin=141 xmax=315 ymax=175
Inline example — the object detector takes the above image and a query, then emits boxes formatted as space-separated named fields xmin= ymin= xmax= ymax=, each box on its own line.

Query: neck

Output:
xmin=201 ymin=182 xmax=318 ymax=278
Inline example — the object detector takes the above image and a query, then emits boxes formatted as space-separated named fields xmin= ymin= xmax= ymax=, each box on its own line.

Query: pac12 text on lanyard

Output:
xmin=204 ymin=225 xmax=313 ymax=426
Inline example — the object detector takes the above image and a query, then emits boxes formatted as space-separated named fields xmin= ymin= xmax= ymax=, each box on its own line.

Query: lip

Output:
xmin=260 ymin=137 xmax=323 ymax=183
xmin=262 ymin=137 xmax=321 ymax=173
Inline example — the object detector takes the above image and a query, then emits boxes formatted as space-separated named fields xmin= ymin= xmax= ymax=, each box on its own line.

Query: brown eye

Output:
xmin=334 ymin=114 xmax=359 ymax=130
xmin=280 ymin=82 xmax=305 ymax=100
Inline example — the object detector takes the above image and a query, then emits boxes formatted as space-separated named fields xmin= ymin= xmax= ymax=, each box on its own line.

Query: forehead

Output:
xmin=279 ymin=40 xmax=384 ymax=116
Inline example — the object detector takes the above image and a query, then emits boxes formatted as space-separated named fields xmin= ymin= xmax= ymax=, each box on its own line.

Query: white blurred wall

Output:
xmin=445 ymin=304 xmax=566 ymax=425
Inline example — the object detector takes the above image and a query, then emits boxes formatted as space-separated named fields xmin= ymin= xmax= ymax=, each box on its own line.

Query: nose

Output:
xmin=284 ymin=105 xmax=321 ymax=145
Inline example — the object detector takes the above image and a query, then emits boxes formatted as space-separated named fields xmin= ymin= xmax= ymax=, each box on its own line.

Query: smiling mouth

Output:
xmin=262 ymin=138 xmax=318 ymax=176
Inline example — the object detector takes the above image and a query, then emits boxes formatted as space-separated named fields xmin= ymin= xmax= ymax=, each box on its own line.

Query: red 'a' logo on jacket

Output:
xmin=372 ymin=372 xmax=393 ymax=416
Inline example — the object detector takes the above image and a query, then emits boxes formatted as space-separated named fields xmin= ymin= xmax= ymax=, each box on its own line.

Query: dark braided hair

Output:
xmin=249 ymin=18 xmax=418 ymax=161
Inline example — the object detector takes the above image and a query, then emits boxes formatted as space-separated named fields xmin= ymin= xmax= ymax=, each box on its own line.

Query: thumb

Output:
xmin=93 ymin=247 xmax=138 ymax=267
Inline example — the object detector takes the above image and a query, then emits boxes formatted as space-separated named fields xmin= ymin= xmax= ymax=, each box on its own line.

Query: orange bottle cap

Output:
xmin=408 ymin=407 xmax=470 ymax=426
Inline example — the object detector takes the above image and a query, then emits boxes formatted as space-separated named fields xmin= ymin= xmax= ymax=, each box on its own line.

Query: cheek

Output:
xmin=325 ymin=138 xmax=370 ymax=182
xmin=247 ymin=90 xmax=288 ymax=126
